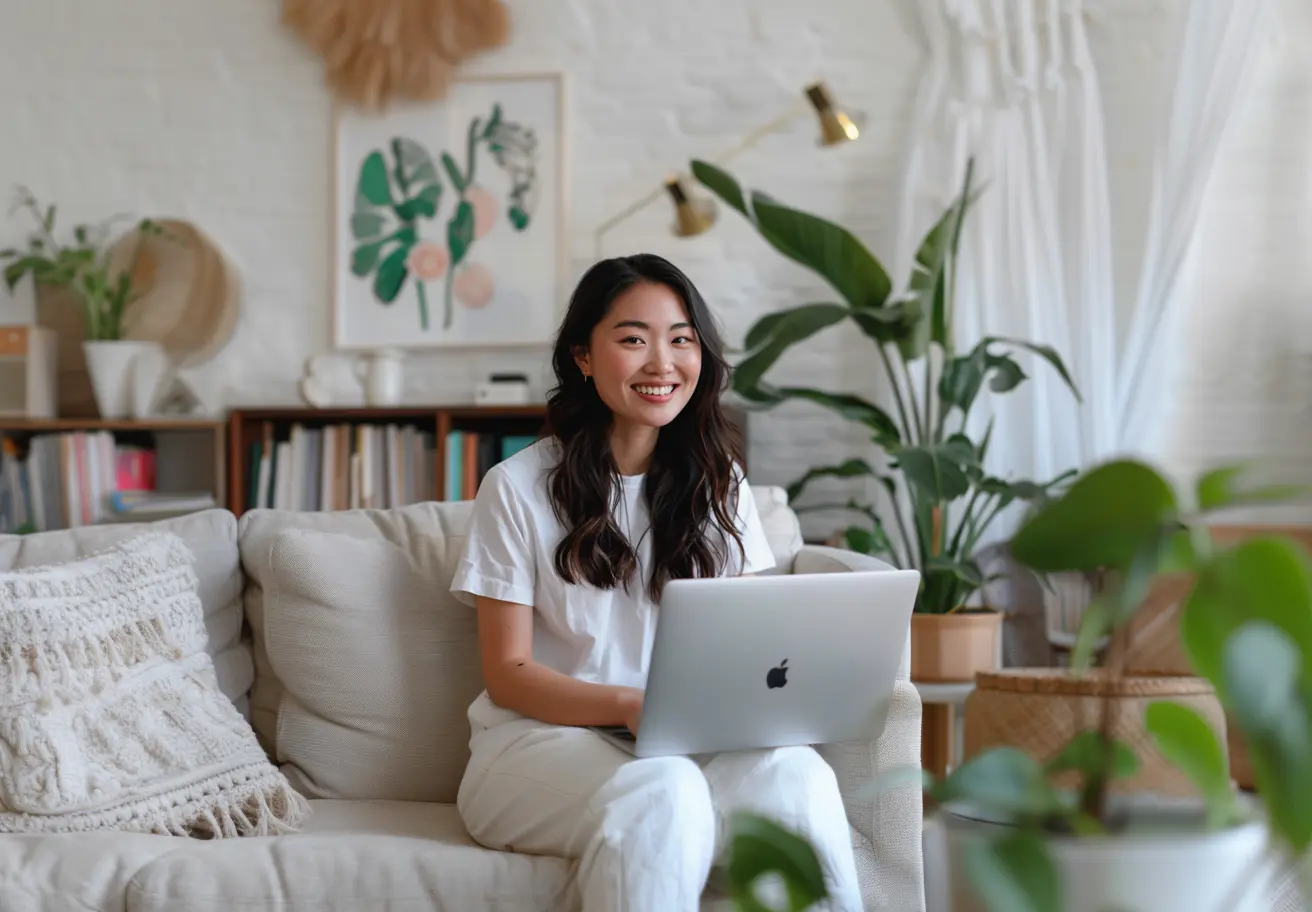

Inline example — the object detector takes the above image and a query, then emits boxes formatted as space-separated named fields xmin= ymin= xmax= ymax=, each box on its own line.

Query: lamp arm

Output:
xmin=592 ymin=97 xmax=811 ymax=257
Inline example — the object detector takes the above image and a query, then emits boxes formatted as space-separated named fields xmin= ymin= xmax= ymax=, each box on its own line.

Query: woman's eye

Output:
xmin=673 ymin=335 xmax=697 ymax=345
xmin=621 ymin=336 xmax=644 ymax=345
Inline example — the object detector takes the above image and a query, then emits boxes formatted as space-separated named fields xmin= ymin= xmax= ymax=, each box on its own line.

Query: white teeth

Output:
xmin=634 ymin=385 xmax=675 ymax=396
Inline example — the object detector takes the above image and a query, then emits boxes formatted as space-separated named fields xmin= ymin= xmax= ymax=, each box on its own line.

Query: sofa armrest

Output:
xmin=794 ymin=545 xmax=926 ymax=912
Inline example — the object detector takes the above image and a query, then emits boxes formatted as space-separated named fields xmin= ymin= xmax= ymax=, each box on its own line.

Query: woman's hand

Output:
xmin=617 ymin=687 xmax=644 ymax=736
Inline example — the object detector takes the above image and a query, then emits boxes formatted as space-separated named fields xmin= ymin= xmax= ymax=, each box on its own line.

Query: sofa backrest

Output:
xmin=235 ymin=483 xmax=804 ymax=805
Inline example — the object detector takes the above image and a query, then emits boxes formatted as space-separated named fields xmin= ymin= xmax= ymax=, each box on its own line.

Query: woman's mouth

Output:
xmin=632 ymin=383 xmax=678 ymax=402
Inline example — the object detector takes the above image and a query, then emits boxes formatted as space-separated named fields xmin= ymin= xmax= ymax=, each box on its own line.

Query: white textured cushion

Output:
xmin=239 ymin=502 xmax=481 ymax=803
xmin=0 ymin=531 xmax=307 ymax=838
xmin=0 ymin=509 xmax=250 ymax=711
xmin=126 ymin=799 xmax=577 ymax=912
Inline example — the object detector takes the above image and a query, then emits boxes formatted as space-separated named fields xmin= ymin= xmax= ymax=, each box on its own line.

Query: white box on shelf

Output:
xmin=474 ymin=374 xmax=531 ymax=406
xmin=0 ymin=325 xmax=57 ymax=419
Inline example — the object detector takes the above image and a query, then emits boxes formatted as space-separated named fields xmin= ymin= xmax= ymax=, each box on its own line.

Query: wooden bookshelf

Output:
xmin=0 ymin=417 xmax=227 ymax=531
xmin=226 ymin=403 xmax=750 ymax=518
xmin=226 ymin=405 xmax=549 ymax=517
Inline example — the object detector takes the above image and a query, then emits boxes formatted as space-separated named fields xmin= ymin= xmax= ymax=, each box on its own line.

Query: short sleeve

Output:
xmin=450 ymin=466 xmax=537 ymax=608
xmin=733 ymin=470 xmax=776 ymax=575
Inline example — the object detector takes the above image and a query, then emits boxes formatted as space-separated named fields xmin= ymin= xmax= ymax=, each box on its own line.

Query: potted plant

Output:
xmin=910 ymin=459 xmax=1312 ymax=911
xmin=1 ymin=186 xmax=167 ymax=418
xmin=690 ymin=158 xmax=1081 ymax=681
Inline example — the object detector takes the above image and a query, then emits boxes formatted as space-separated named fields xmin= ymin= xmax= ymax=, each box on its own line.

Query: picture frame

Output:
xmin=331 ymin=71 xmax=569 ymax=350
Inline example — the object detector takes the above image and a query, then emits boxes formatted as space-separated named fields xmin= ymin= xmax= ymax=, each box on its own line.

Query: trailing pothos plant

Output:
xmin=0 ymin=186 xmax=166 ymax=341
xmin=913 ymin=460 xmax=1312 ymax=910
xmin=690 ymin=157 xmax=1081 ymax=614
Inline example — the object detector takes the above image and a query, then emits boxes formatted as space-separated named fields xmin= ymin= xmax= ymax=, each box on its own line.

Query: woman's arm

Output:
xmin=477 ymin=595 xmax=644 ymax=733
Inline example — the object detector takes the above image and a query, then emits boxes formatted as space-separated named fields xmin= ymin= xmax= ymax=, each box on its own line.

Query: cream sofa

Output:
xmin=0 ymin=487 xmax=924 ymax=912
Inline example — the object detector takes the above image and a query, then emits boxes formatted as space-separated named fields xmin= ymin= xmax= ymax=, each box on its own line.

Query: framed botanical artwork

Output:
xmin=332 ymin=71 xmax=568 ymax=349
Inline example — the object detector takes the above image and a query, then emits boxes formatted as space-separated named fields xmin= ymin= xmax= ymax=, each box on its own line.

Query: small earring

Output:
xmin=582 ymin=373 xmax=592 ymax=383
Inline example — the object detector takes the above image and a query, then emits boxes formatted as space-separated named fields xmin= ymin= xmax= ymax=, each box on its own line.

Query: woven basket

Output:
xmin=962 ymin=669 xmax=1226 ymax=797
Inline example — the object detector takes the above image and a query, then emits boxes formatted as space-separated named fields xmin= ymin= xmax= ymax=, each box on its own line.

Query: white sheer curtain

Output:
xmin=891 ymin=0 xmax=1276 ymax=503
xmin=1116 ymin=0 xmax=1277 ymax=455
xmin=891 ymin=0 xmax=1115 ymax=497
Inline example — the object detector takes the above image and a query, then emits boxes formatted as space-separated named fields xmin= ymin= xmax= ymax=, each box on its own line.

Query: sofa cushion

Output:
xmin=264 ymin=526 xmax=483 ymax=803
xmin=0 ymin=509 xmax=250 ymax=711
xmin=0 ymin=831 xmax=183 ymax=912
xmin=238 ymin=502 xmax=480 ymax=801
xmin=126 ymin=799 xmax=576 ymax=912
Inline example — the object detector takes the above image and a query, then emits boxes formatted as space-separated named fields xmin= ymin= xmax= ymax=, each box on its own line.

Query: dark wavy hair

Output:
xmin=544 ymin=253 xmax=745 ymax=602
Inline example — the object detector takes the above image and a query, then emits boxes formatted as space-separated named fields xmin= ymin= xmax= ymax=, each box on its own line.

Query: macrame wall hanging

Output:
xmin=282 ymin=0 xmax=511 ymax=110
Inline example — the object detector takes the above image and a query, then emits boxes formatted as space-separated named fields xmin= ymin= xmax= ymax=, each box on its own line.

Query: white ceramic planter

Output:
xmin=936 ymin=799 xmax=1281 ymax=912
xmin=82 ymin=340 xmax=165 ymax=420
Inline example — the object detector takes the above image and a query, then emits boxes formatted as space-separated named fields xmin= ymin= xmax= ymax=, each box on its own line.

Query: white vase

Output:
xmin=935 ymin=796 xmax=1281 ymax=912
xmin=354 ymin=348 xmax=405 ymax=407
xmin=83 ymin=340 xmax=165 ymax=420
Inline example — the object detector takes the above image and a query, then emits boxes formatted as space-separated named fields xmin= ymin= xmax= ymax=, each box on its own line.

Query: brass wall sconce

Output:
xmin=592 ymin=80 xmax=862 ymax=256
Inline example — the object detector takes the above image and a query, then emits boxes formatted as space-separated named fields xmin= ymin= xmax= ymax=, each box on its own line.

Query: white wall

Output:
xmin=0 ymin=0 xmax=1308 ymax=535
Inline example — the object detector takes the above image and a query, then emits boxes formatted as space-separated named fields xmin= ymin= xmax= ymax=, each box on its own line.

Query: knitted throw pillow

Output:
xmin=0 ymin=530 xmax=308 ymax=837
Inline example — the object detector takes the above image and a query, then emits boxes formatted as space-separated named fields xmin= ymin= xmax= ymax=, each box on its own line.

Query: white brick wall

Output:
xmin=0 ymin=0 xmax=1308 ymax=535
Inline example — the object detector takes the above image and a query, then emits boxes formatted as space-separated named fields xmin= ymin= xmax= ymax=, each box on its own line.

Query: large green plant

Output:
xmin=691 ymin=158 xmax=1081 ymax=614
xmin=0 ymin=186 xmax=165 ymax=341
xmin=913 ymin=461 xmax=1312 ymax=909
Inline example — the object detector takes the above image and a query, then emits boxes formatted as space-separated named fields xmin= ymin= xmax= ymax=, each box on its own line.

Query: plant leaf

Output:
xmin=733 ymin=303 xmax=848 ymax=389
xmin=1009 ymin=460 xmax=1177 ymax=573
xmin=786 ymin=458 xmax=879 ymax=502
xmin=749 ymin=193 xmax=893 ymax=312
xmin=744 ymin=382 xmax=901 ymax=447
xmin=927 ymin=555 xmax=984 ymax=588
xmin=356 ymin=152 xmax=392 ymax=207
xmin=373 ymin=245 xmax=410 ymax=303
xmin=690 ymin=159 xmax=750 ymax=218
xmin=894 ymin=442 xmax=976 ymax=503
xmin=962 ymin=830 xmax=1060 ymax=912
xmin=1196 ymin=464 xmax=1307 ymax=513
xmin=929 ymin=747 xmax=1060 ymax=819
xmin=725 ymin=811 xmax=829 ymax=912
xmin=1219 ymin=622 xmax=1312 ymax=852
xmin=1143 ymin=701 xmax=1238 ymax=829
xmin=447 ymin=201 xmax=475 ymax=266
xmin=1044 ymin=729 xmax=1139 ymax=782
xmin=982 ymin=336 xmax=1082 ymax=404
xmin=1180 ymin=537 xmax=1312 ymax=687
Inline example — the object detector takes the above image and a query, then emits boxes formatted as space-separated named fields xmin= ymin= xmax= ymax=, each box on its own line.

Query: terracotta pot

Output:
xmin=910 ymin=611 xmax=1001 ymax=682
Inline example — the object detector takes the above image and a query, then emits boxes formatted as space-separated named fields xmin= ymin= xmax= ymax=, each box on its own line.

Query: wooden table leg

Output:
xmin=921 ymin=703 xmax=955 ymax=781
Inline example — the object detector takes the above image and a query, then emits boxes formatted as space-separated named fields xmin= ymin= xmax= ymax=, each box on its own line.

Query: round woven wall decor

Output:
xmin=281 ymin=0 xmax=511 ymax=110
xmin=111 ymin=219 xmax=240 ymax=369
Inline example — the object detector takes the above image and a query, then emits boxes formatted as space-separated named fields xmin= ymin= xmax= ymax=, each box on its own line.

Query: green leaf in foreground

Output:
xmin=1010 ymin=460 xmax=1177 ymax=573
xmin=1143 ymin=701 xmax=1239 ymax=829
xmin=725 ymin=812 xmax=829 ymax=912
xmin=962 ymin=830 xmax=1060 ymax=912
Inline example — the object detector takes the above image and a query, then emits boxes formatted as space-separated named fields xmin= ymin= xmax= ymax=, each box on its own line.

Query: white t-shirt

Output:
xmin=450 ymin=438 xmax=775 ymax=729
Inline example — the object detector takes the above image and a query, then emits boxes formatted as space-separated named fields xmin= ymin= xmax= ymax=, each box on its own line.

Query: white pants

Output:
xmin=457 ymin=716 xmax=864 ymax=912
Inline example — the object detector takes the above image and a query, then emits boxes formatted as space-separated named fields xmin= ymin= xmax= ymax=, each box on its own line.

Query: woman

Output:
xmin=451 ymin=254 xmax=862 ymax=911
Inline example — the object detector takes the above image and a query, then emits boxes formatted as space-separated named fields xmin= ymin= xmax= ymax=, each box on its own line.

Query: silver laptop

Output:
xmin=591 ymin=567 xmax=921 ymax=757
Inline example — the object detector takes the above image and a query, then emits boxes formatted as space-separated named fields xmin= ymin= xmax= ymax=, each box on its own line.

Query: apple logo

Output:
xmin=766 ymin=659 xmax=789 ymax=689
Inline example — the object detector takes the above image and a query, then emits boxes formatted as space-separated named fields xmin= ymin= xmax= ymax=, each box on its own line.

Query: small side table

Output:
xmin=913 ymin=681 xmax=976 ymax=781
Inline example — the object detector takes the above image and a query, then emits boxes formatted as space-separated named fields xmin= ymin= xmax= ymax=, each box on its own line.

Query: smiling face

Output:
xmin=573 ymin=280 xmax=702 ymax=435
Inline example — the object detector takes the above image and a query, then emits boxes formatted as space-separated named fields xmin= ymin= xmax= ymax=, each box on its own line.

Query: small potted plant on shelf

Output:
xmin=911 ymin=458 xmax=1312 ymax=911
xmin=0 ymin=185 xmax=167 ymax=419
xmin=691 ymin=157 xmax=1081 ymax=682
